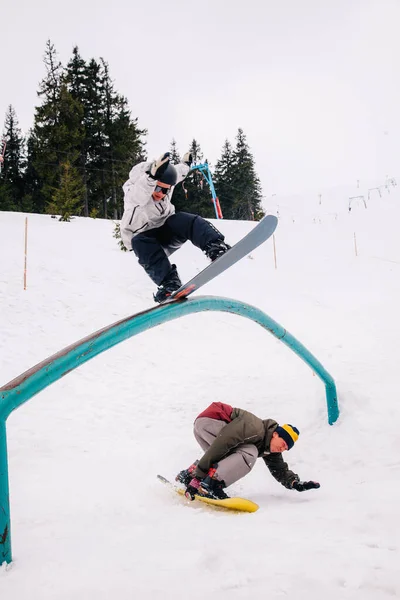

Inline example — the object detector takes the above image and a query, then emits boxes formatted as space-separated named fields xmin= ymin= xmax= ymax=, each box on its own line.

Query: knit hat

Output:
xmin=275 ymin=424 xmax=299 ymax=450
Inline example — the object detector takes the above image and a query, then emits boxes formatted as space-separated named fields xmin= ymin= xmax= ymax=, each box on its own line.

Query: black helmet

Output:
xmin=158 ymin=163 xmax=178 ymax=186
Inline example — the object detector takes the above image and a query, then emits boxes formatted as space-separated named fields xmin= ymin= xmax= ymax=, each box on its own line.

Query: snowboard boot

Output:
xmin=153 ymin=264 xmax=182 ymax=303
xmin=203 ymin=239 xmax=231 ymax=262
xmin=198 ymin=475 xmax=229 ymax=500
xmin=175 ymin=461 xmax=199 ymax=487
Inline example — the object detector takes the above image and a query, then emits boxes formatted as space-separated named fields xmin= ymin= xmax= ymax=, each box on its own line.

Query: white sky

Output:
xmin=2 ymin=0 xmax=400 ymax=194
xmin=1 ymin=182 xmax=400 ymax=597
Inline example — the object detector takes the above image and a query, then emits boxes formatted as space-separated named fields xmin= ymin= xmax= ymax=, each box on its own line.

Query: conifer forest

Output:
xmin=0 ymin=41 xmax=265 ymax=222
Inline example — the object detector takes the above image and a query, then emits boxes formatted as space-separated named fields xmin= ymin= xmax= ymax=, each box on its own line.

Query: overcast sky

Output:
xmin=2 ymin=0 xmax=400 ymax=195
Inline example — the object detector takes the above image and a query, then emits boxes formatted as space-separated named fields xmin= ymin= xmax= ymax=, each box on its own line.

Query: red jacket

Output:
xmin=195 ymin=402 xmax=233 ymax=423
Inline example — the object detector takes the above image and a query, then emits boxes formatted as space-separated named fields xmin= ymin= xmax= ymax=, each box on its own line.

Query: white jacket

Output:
xmin=120 ymin=161 xmax=190 ymax=250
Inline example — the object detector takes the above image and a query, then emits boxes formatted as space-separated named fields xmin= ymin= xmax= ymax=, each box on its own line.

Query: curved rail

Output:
xmin=0 ymin=295 xmax=338 ymax=563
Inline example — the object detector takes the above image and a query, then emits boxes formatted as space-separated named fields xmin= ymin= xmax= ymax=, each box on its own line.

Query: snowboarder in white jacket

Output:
xmin=121 ymin=151 xmax=230 ymax=302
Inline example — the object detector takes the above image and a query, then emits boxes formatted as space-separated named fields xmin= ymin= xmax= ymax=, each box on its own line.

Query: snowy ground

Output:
xmin=1 ymin=182 xmax=400 ymax=599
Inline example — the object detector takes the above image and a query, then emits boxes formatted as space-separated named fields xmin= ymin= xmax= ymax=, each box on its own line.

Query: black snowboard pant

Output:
xmin=131 ymin=212 xmax=224 ymax=285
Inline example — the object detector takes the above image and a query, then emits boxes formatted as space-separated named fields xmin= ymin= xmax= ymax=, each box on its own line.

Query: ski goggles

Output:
xmin=154 ymin=184 xmax=171 ymax=195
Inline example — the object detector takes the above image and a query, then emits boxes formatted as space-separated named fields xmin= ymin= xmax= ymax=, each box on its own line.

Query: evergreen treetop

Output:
xmin=0 ymin=41 xmax=265 ymax=221
xmin=0 ymin=105 xmax=26 ymax=211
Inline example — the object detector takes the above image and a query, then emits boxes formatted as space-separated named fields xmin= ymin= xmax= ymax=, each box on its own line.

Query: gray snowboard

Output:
xmin=166 ymin=214 xmax=278 ymax=302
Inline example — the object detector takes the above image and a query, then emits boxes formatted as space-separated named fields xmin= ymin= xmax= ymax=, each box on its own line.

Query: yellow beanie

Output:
xmin=275 ymin=424 xmax=299 ymax=450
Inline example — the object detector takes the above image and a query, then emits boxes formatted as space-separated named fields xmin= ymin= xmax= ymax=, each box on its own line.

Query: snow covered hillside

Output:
xmin=1 ymin=181 xmax=400 ymax=599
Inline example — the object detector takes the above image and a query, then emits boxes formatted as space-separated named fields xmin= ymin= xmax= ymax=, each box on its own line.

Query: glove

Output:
xmin=182 ymin=151 xmax=193 ymax=167
xmin=292 ymin=480 xmax=320 ymax=492
xmin=149 ymin=152 xmax=170 ymax=179
xmin=185 ymin=477 xmax=202 ymax=500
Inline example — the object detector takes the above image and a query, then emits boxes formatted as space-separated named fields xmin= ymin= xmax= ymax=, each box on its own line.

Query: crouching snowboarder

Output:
xmin=120 ymin=152 xmax=230 ymax=303
xmin=176 ymin=402 xmax=320 ymax=500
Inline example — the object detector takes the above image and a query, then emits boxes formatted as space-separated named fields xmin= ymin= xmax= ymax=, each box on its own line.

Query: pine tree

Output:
xmin=65 ymin=56 xmax=147 ymax=220
xmin=0 ymin=105 xmax=26 ymax=211
xmin=65 ymin=46 xmax=87 ymax=98
xmin=112 ymin=221 xmax=127 ymax=251
xmin=214 ymin=139 xmax=235 ymax=219
xmin=184 ymin=139 xmax=215 ymax=218
xmin=169 ymin=138 xmax=187 ymax=212
xmin=46 ymin=160 xmax=84 ymax=221
xmin=230 ymin=128 xmax=264 ymax=220
xmin=169 ymin=139 xmax=180 ymax=164
xmin=65 ymin=46 xmax=90 ymax=216
xmin=30 ymin=41 xmax=85 ymax=212
xmin=99 ymin=58 xmax=147 ymax=219
xmin=76 ymin=57 xmax=106 ymax=217
xmin=17 ymin=42 xmax=147 ymax=219
xmin=23 ymin=134 xmax=42 ymax=213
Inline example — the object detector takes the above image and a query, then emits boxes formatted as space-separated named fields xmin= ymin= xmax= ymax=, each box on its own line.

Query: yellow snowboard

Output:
xmin=157 ymin=474 xmax=259 ymax=513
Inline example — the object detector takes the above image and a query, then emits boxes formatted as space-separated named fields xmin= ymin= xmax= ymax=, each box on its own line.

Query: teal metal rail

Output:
xmin=0 ymin=296 xmax=338 ymax=563
xmin=190 ymin=162 xmax=223 ymax=219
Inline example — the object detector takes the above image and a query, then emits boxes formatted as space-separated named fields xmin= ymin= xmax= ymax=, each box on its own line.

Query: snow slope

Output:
xmin=1 ymin=182 xmax=399 ymax=599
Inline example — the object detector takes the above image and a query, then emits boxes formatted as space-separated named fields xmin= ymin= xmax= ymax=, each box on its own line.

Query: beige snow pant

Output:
xmin=193 ymin=417 xmax=258 ymax=487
